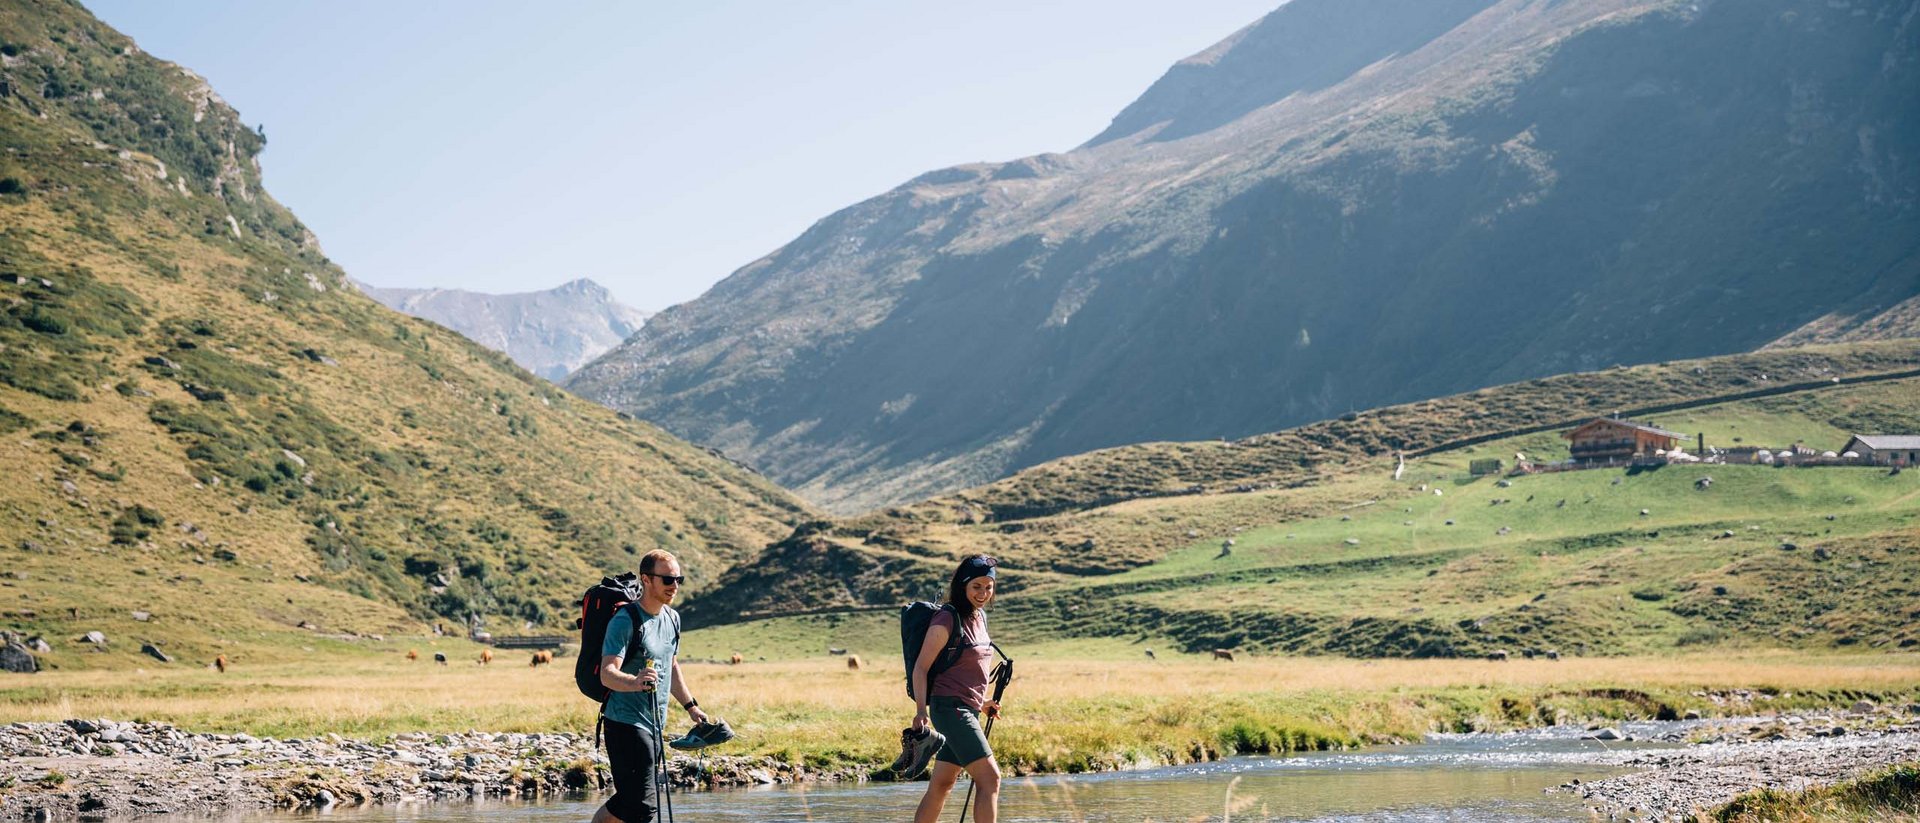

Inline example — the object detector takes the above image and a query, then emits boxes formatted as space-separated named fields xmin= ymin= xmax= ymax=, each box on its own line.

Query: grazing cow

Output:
xmin=847 ymin=655 xmax=862 ymax=671
xmin=530 ymin=650 xmax=552 ymax=667
xmin=1144 ymin=648 xmax=1156 ymax=660
xmin=1545 ymin=649 xmax=1561 ymax=661
xmin=1487 ymin=650 xmax=1510 ymax=662
xmin=433 ymin=652 xmax=448 ymax=665
xmin=1212 ymin=649 xmax=1235 ymax=662
xmin=729 ymin=653 xmax=743 ymax=665
xmin=479 ymin=648 xmax=494 ymax=666
xmin=214 ymin=654 xmax=228 ymax=673
xmin=405 ymin=649 xmax=418 ymax=662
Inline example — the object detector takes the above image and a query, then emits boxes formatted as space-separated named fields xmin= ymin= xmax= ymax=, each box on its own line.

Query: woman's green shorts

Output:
xmin=928 ymin=696 xmax=992 ymax=766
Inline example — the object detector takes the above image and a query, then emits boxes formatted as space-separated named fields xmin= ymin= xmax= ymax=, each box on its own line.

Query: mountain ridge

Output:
xmin=569 ymin=0 xmax=1920 ymax=514
xmin=354 ymin=277 xmax=650 ymax=381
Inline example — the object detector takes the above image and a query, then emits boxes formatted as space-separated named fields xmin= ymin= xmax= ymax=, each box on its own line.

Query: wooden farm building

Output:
xmin=1839 ymin=435 xmax=1920 ymax=466
xmin=1563 ymin=417 xmax=1684 ymax=462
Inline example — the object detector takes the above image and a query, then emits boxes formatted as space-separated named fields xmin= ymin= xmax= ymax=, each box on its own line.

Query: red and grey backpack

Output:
xmin=574 ymin=572 xmax=683 ymax=702
xmin=575 ymin=573 xmax=642 ymax=702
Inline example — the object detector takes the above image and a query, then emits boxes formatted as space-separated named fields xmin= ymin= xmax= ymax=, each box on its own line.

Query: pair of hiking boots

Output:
xmin=889 ymin=726 xmax=946 ymax=778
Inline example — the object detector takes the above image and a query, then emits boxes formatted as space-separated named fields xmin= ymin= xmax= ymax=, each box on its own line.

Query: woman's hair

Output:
xmin=946 ymin=554 xmax=997 ymax=623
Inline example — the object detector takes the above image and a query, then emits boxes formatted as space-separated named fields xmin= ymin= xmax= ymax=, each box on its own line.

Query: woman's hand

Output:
xmin=982 ymin=699 xmax=1001 ymax=720
xmin=912 ymin=707 xmax=929 ymax=733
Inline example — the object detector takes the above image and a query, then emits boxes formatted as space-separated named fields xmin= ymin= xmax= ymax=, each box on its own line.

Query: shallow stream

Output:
xmin=233 ymin=721 xmax=1694 ymax=822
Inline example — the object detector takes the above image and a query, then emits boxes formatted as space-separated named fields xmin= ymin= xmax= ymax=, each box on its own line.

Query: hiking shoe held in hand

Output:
xmin=669 ymin=718 xmax=736 ymax=751
xmin=888 ymin=726 xmax=945 ymax=778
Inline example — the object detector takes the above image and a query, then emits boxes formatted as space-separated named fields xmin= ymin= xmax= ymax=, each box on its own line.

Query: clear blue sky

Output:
xmin=84 ymin=1 xmax=1281 ymax=311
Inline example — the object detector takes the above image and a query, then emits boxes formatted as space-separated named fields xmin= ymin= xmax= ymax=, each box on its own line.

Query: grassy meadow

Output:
xmin=3 ymin=648 xmax=1916 ymax=775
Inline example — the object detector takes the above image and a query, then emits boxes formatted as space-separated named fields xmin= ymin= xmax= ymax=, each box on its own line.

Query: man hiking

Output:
xmin=592 ymin=549 xmax=709 ymax=823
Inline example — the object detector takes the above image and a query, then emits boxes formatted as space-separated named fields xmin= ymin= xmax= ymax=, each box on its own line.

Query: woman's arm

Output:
xmin=910 ymin=621 xmax=950 ymax=730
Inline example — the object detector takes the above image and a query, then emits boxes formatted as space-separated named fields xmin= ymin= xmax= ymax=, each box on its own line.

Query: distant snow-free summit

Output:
xmin=356 ymin=278 xmax=650 ymax=381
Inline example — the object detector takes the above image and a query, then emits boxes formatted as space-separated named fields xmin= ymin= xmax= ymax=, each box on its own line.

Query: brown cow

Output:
xmin=846 ymin=655 xmax=862 ymax=671
xmin=1212 ymin=649 xmax=1236 ymax=662
xmin=479 ymin=648 xmax=494 ymax=665
xmin=405 ymin=649 xmax=419 ymax=662
xmin=729 ymin=653 xmax=743 ymax=665
xmin=214 ymin=654 xmax=228 ymax=673
xmin=529 ymin=650 xmax=552 ymax=667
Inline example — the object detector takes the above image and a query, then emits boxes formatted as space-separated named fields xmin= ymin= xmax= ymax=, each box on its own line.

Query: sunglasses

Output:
xmin=647 ymin=573 xmax=685 ymax=586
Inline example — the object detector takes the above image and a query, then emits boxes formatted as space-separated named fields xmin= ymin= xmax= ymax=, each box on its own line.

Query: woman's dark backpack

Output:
xmin=899 ymin=601 xmax=967 ymax=698
xmin=575 ymin=573 xmax=641 ymax=702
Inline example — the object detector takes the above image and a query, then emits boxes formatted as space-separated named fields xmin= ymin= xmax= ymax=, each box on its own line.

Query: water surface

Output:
xmin=234 ymin=721 xmax=1687 ymax=822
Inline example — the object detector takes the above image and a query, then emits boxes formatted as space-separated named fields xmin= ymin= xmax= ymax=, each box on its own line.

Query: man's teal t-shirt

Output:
xmin=600 ymin=603 xmax=678 ymax=735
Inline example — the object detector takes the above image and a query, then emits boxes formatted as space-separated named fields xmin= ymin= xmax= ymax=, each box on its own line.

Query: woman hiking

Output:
xmin=910 ymin=554 xmax=1003 ymax=823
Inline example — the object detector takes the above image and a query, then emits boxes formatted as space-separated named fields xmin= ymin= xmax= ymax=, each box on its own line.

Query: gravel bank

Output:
xmin=1564 ymin=703 xmax=1920 ymax=820
xmin=0 ymin=720 xmax=862 ymax=821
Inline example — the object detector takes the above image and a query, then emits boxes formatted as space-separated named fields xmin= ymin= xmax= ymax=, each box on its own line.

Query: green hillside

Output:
xmin=684 ymin=352 xmax=1920 ymax=661
xmin=0 ymin=0 xmax=811 ymax=670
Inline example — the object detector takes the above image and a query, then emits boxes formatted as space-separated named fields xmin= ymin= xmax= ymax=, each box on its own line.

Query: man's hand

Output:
xmin=687 ymin=705 xmax=711 ymax=725
xmin=981 ymin=699 xmax=1001 ymax=720
xmin=636 ymin=667 xmax=660 ymax=691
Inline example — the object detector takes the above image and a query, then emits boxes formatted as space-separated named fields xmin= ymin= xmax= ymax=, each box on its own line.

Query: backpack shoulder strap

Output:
xmin=619 ymin=602 xmax=645 ymax=660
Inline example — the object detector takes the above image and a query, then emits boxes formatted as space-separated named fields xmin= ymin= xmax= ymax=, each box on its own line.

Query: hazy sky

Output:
xmin=85 ymin=2 xmax=1281 ymax=311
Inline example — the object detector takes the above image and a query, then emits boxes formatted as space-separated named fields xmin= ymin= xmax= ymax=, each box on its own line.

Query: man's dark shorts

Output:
xmin=928 ymin=696 xmax=992 ymax=766
xmin=603 ymin=719 xmax=659 ymax=821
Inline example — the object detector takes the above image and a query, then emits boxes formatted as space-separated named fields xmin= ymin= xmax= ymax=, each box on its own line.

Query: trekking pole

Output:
xmin=645 ymin=658 xmax=674 ymax=823
xmin=957 ymin=647 xmax=1014 ymax=823
xmin=657 ymin=698 xmax=675 ymax=823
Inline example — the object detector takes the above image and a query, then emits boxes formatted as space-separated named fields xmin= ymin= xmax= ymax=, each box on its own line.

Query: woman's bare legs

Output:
xmin=913 ymin=761 xmax=963 ymax=823
xmin=962 ymin=756 xmax=1001 ymax=823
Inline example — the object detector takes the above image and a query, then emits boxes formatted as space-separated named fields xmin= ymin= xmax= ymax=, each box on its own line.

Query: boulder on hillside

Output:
xmin=81 ymin=631 xmax=106 ymax=645
xmin=140 ymin=643 xmax=173 ymax=663
xmin=0 ymin=639 xmax=38 ymax=673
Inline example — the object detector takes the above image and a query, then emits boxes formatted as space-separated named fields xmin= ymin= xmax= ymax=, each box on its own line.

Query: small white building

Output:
xmin=1838 ymin=435 xmax=1920 ymax=466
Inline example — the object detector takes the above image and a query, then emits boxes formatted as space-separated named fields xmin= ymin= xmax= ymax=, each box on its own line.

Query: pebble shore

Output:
xmin=0 ymin=719 xmax=862 ymax=821
xmin=1564 ymin=702 xmax=1920 ymax=820
xmin=7 ymin=704 xmax=1920 ymax=821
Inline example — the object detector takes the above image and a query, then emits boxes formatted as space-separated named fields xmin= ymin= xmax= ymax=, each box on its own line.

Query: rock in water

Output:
xmin=1583 ymin=728 xmax=1625 ymax=741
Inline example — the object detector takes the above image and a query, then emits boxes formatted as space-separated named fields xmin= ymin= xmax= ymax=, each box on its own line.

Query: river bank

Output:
xmin=6 ymin=702 xmax=1919 ymax=821
xmin=1564 ymin=701 xmax=1920 ymax=820
xmin=0 ymin=720 xmax=858 ymax=821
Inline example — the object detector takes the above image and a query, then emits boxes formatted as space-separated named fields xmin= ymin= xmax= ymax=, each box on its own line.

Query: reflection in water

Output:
xmin=231 ymin=723 xmax=1687 ymax=822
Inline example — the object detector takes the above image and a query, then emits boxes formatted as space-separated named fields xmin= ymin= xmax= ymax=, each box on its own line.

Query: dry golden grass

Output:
xmin=6 ymin=651 xmax=1914 ymax=773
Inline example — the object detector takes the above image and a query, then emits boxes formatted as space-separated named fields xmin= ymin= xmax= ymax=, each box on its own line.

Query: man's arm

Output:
xmin=669 ymin=658 xmax=711 ymax=723
xmin=601 ymin=655 xmax=656 ymax=693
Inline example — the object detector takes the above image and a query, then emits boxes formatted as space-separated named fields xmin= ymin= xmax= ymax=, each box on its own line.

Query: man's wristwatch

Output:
xmin=682 ymin=698 xmax=699 ymax=710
